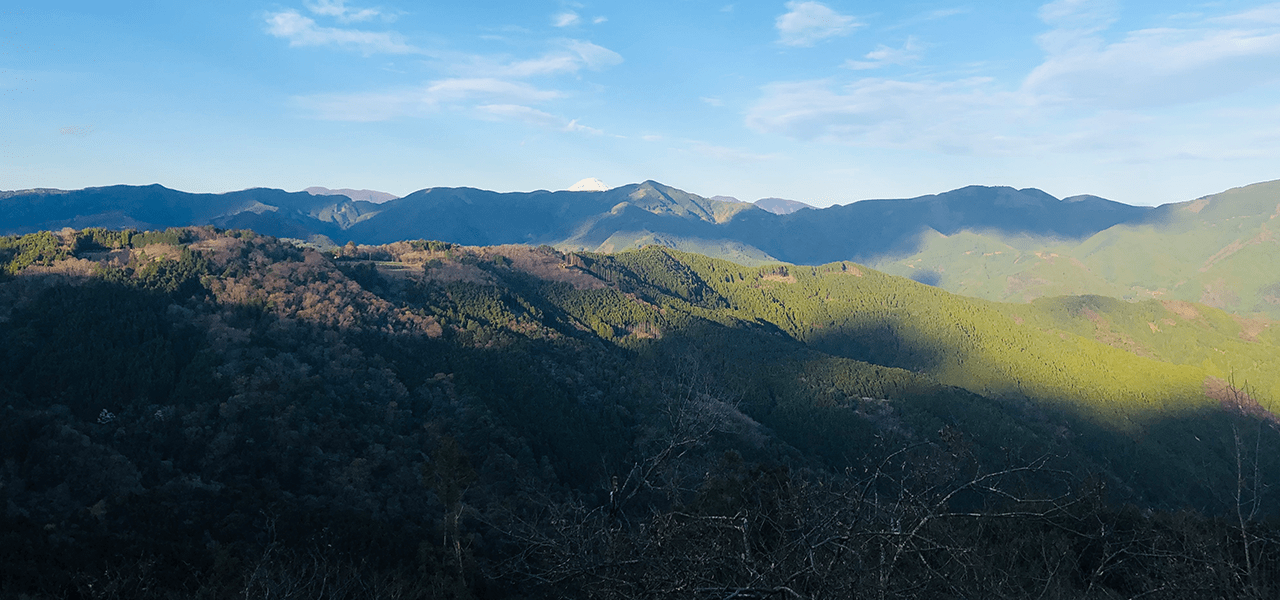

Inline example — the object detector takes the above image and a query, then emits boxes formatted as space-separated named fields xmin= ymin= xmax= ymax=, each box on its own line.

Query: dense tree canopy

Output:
xmin=2 ymin=228 xmax=1279 ymax=599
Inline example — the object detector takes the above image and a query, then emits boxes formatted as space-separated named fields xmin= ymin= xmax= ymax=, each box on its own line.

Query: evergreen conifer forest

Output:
xmin=3 ymin=227 xmax=1280 ymax=598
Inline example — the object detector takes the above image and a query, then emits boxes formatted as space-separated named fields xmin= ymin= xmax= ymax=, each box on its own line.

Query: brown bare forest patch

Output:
xmin=1233 ymin=314 xmax=1271 ymax=342
xmin=1161 ymin=300 xmax=1200 ymax=320
xmin=1203 ymin=376 xmax=1278 ymax=422
xmin=483 ymin=245 xmax=607 ymax=290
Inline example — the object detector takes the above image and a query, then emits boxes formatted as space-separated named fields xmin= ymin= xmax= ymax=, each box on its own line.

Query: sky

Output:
xmin=3 ymin=1 xmax=1280 ymax=207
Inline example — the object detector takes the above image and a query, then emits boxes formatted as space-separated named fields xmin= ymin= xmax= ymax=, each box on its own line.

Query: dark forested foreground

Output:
xmin=3 ymin=227 xmax=1280 ymax=599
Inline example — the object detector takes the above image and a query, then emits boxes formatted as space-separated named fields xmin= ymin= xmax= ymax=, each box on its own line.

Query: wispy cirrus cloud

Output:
xmin=748 ymin=0 xmax=1280 ymax=162
xmin=745 ymin=77 xmax=1031 ymax=153
xmin=298 ymin=77 xmax=564 ymax=121
xmin=265 ymin=9 xmax=419 ymax=54
xmin=843 ymin=37 xmax=922 ymax=70
xmin=477 ymin=104 xmax=603 ymax=134
xmin=270 ymin=3 xmax=618 ymax=135
xmin=297 ymin=78 xmax=606 ymax=135
xmin=487 ymin=40 xmax=623 ymax=77
xmin=553 ymin=11 xmax=581 ymax=27
xmin=776 ymin=1 xmax=860 ymax=47
xmin=1026 ymin=0 xmax=1280 ymax=108
xmin=303 ymin=0 xmax=392 ymax=23
xmin=686 ymin=141 xmax=781 ymax=162
xmin=59 ymin=125 xmax=95 ymax=136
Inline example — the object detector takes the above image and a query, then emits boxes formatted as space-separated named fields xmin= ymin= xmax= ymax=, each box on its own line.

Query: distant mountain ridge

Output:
xmin=4 ymin=178 xmax=1279 ymax=317
xmin=0 ymin=180 xmax=1150 ymax=261
xmin=304 ymin=186 xmax=399 ymax=203
xmin=867 ymin=180 xmax=1280 ymax=318
xmin=754 ymin=197 xmax=815 ymax=214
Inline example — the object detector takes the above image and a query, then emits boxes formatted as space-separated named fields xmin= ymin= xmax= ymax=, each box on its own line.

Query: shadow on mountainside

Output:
xmin=723 ymin=186 xmax=1158 ymax=265
xmin=4 ymin=258 xmax=1280 ymax=599
xmin=4 ymin=183 xmax=1167 ymax=269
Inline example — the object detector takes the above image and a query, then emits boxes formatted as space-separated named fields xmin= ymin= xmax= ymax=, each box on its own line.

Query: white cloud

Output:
xmin=746 ymin=78 xmax=1037 ymax=153
xmin=427 ymin=78 xmax=563 ymax=103
xmin=265 ymin=9 xmax=419 ymax=55
xmin=687 ymin=141 xmax=781 ymax=162
xmin=747 ymin=1 xmax=1280 ymax=163
xmin=1037 ymin=0 xmax=1117 ymax=30
xmin=59 ymin=125 xmax=94 ymax=136
xmin=272 ymin=6 xmax=622 ymax=133
xmin=1026 ymin=1 xmax=1280 ymax=108
xmin=476 ymin=104 xmax=602 ymax=134
xmin=297 ymin=78 xmax=563 ymax=121
xmin=776 ymin=1 xmax=860 ymax=47
xmin=701 ymin=97 xmax=724 ymax=107
xmin=303 ymin=0 xmax=387 ymax=23
xmin=442 ymin=40 xmax=622 ymax=79
xmin=553 ymin=11 xmax=581 ymax=27
xmin=1212 ymin=4 xmax=1280 ymax=26
xmin=884 ymin=6 xmax=969 ymax=30
xmin=843 ymin=37 xmax=921 ymax=70
xmin=593 ymin=16 xmax=608 ymax=24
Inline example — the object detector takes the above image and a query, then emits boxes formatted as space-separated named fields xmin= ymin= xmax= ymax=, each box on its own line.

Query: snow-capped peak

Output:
xmin=568 ymin=178 xmax=608 ymax=192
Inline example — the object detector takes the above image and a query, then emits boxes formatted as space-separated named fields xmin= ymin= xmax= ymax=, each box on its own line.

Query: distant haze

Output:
xmin=305 ymin=187 xmax=399 ymax=204
xmin=755 ymin=198 xmax=816 ymax=215
xmin=8 ymin=4 xmax=1280 ymax=207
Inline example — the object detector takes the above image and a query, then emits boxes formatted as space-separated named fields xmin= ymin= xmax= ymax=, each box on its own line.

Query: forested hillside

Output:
xmin=871 ymin=180 xmax=1280 ymax=319
xmin=7 ymin=179 xmax=1278 ymax=320
xmin=3 ymin=227 xmax=1280 ymax=599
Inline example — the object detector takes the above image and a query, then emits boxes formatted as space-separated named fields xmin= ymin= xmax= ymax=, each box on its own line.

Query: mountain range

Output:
xmin=304 ymin=186 xmax=399 ymax=204
xmin=3 ymin=178 xmax=1278 ymax=318
xmin=4 ymin=186 xmax=1280 ymax=597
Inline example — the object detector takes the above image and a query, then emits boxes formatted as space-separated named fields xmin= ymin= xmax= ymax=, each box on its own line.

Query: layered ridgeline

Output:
xmin=7 ymin=179 xmax=1280 ymax=318
xmin=869 ymin=180 xmax=1280 ymax=320
xmin=3 ymin=227 xmax=1280 ymax=597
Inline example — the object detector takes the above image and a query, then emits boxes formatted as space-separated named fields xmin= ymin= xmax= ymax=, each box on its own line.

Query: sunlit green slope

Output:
xmin=583 ymin=249 xmax=1224 ymax=428
xmin=4 ymin=228 xmax=1277 ymax=513
xmin=870 ymin=180 xmax=1280 ymax=318
xmin=1002 ymin=295 xmax=1279 ymax=411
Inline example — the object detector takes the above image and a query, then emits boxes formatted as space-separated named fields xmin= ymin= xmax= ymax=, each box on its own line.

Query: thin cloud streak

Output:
xmin=296 ymin=78 xmax=563 ymax=122
xmin=477 ymin=104 xmax=603 ymax=134
xmin=748 ymin=1 xmax=1280 ymax=163
xmin=265 ymin=9 xmax=419 ymax=55
xmin=843 ymin=37 xmax=922 ymax=70
xmin=303 ymin=0 xmax=389 ymax=23
xmin=776 ymin=1 xmax=860 ymax=47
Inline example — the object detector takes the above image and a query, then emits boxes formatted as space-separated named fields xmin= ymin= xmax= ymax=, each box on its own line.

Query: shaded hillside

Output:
xmin=732 ymin=185 xmax=1152 ymax=264
xmin=6 ymin=178 xmax=1280 ymax=317
xmin=4 ymin=228 xmax=1280 ymax=598
xmin=0 ymin=184 xmax=383 ymax=238
xmin=0 ymin=182 xmax=1155 ymax=269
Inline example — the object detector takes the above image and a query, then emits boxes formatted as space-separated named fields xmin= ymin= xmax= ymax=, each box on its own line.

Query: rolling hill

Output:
xmin=4 ymin=178 xmax=1279 ymax=318
xmin=3 ymin=227 xmax=1280 ymax=598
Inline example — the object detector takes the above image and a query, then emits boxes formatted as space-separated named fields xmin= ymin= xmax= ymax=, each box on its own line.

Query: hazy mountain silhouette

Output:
xmin=0 ymin=179 xmax=1184 ymax=268
xmin=304 ymin=186 xmax=399 ymax=204
xmin=754 ymin=197 xmax=815 ymax=215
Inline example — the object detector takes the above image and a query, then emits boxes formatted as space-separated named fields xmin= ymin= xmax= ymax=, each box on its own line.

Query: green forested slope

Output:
xmin=871 ymin=179 xmax=1280 ymax=319
xmin=3 ymin=228 xmax=1280 ymax=599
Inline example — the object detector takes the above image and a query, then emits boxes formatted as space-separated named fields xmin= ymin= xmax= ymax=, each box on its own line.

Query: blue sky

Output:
xmin=4 ymin=1 xmax=1280 ymax=206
